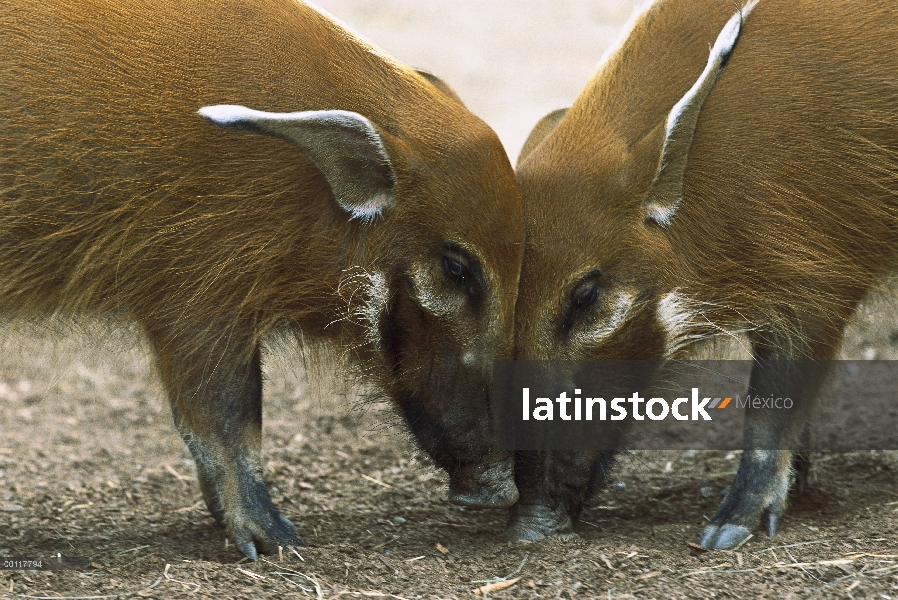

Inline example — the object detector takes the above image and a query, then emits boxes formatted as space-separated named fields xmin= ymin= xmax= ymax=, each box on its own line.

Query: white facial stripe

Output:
xmin=657 ymin=291 xmax=693 ymax=338
xmin=656 ymin=290 xmax=761 ymax=358
xmin=411 ymin=266 xmax=464 ymax=318
xmin=578 ymin=292 xmax=635 ymax=344
xmin=337 ymin=267 xmax=389 ymax=348
xmin=359 ymin=271 xmax=389 ymax=345
xmin=656 ymin=290 xmax=705 ymax=357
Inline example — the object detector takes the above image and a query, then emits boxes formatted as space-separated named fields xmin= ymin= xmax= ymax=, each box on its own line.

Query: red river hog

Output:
xmin=511 ymin=0 xmax=898 ymax=548
xmin=0 ymin=0 xmax=524 ymax=558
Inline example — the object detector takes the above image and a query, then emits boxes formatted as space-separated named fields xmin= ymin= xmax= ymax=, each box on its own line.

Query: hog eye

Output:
xmin=439 ymin=243 xmax=483 ymax=305
xmin=563 ymin=270 xmax=603 ymax=331
xmin=575 ymin=283 xmax=599 ymax=310
xmin=441 ymin=254 xmax=469 ymax=287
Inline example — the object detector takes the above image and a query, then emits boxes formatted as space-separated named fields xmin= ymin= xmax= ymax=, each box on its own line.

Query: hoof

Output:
xmin=504 ymin=503 xmax=574 ymax=541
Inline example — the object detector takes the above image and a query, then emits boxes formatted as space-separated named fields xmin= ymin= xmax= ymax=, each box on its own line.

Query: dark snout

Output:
xmin=393 ymin=387 xmax=519 ymax=509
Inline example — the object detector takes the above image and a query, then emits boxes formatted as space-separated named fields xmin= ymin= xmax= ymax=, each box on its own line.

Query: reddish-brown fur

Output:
xmin=1 ymin=0 xmax=523 ymax=558
xmin=512 ymin=0 xmax=898 ymax=547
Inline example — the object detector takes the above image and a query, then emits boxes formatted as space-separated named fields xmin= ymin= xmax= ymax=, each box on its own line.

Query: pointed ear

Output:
xmin=516 ymin=107 xmax=569 ymax=169
xmin=643 ymin=0 xmax=758 ymax=227
xmin=198 ymin=105 xmax=395 ymax=222
xmin=414 ymin=69 xmax=467 ymax=107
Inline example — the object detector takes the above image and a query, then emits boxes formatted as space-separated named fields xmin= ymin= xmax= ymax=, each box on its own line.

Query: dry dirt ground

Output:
xmin=3 ymin=1 xmax=898 ymax=599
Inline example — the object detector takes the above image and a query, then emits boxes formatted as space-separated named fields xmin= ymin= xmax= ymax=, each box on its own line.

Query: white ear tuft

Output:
xmin=198 ymin=105 xmax=396 ymax=221
xmin=349 ymin=191 xmax=393 ymax=223
xmin=643 ymin=1 xmax=758 ymax=228
xmin=643 ymin=198 xmax=681 ymax=228
xmin=197 ymin=105 xmax=268 ymax=126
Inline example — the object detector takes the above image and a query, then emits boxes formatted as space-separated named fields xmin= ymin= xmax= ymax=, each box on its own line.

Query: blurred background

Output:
xmin=314 ymin=0 xmax=643 ymax=163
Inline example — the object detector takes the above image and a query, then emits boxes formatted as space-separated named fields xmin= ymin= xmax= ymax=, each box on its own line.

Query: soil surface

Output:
xmin=2 ymin=322 xmax=898 ymax=599
xmin=3 ymin=1 xmax=898 ymax=599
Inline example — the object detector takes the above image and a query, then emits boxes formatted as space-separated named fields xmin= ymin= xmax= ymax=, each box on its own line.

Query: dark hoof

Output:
xmin=699 ymin=524 xmax=751 ymax=549
xmin=504 ymin=503 xmax=575 ymax=541
xmin=448 ymin=459 xmax=519 ymax=508
xmin=698 ymin=449 xmax=793 ymax=550
xmin=448 ymin=477 xmax=519 ymax=508
xmin=228 ymin=508 xmax=307 ymax=560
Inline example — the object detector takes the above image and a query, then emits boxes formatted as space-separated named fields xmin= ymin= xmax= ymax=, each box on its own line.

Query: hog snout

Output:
xmin=447 ymin=454 xmax=519 ymax=508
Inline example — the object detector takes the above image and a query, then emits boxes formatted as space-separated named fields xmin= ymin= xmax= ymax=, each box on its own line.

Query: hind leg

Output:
xmin=791 ymin=426 xmax=812 ymax=496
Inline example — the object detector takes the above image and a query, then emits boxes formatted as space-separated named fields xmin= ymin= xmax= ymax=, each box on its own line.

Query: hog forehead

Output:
xmin=517 ymin=162 xmax=652 ymax=296
xmin=519 ymin=172 xmax=636 ymax=245
xmin=446 ymin=183 xmax=523 ymax=249
xmin=519 ymin=211 xmax=640 ymax=288
xmin=404 ymin=140 xmax=522 ymax=245
xmin=411 ymin=210 xmax=524 ymax=287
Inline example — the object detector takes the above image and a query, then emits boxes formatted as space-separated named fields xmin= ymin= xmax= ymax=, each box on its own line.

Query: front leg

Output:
xmin=699 ymin=344 xmax=829 ymax=549
xmin=149 ymin=323 xmax=304 ymax=559
xmin=505 ymin=451 xmax=581 ymax=541
xmin=505 ymin=450 xmax=616 ymax=541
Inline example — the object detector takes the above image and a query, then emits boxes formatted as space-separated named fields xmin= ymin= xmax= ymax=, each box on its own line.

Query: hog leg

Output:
xmin=791 ymin=426 xmax=812 ymax=496
xmin=147 ymin=321 xmax=304 ymax=559
xmin=505 ymin=450 xmax=584 ymax=541
xmin=699 ymin=335 xmax=833 ymax=549
xmin=506 ymin=448 xmax=618 ymax=541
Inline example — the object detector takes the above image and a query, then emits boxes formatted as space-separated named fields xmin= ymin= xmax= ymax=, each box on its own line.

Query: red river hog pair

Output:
xmin=0 ymin=0 xmax=523 ymax=559
xmin=513 ymin=0 xmax=898 ymax=549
